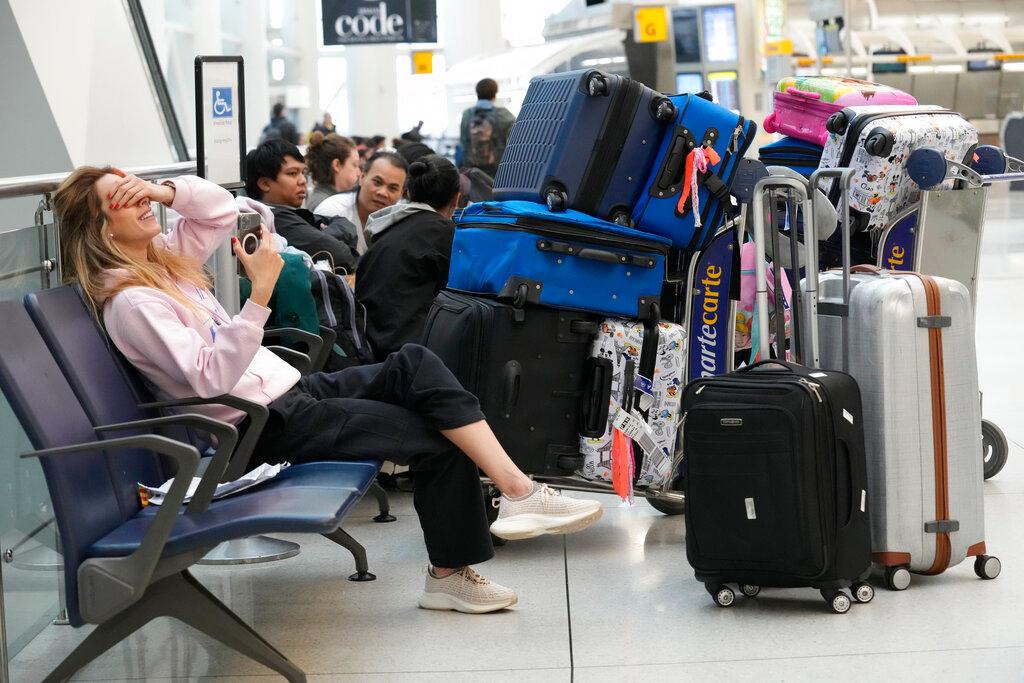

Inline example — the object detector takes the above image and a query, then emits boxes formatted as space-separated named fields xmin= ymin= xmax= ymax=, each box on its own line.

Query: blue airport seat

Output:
xmin=88 ymin=468 xmax=375 ymax=557
xmin=0 ymin=294 xmax=382 ymax=681
xmin=25 ymin=285 xmax=392 ymax=551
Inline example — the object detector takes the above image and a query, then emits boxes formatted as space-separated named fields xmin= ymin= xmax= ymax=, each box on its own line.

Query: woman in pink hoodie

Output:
xmin=52 ymin=168 xmax=603 ymax=614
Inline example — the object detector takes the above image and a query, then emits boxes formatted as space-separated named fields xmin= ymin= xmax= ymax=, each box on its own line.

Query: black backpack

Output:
xmin=309 ymin=269 xmax=376 ymax=372
xmin=466 ymin=107 xmax=505 ymax=170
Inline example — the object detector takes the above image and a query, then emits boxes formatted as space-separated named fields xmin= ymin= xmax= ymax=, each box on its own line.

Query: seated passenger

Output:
xmin=357 ymin=155 xmax=459 ymax=360
xmin=53 ymin=167 xmax=603 ymax=613
xmin=245 ymin=139 xmax=359 ymax=273
xmin=304 ymin=132 xmax=362 ymax=211
xmin=314 ymin=151 xmax=407 ymax=254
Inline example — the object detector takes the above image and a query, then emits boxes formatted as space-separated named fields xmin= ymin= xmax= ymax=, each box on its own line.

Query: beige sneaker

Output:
xmin=418 ymin=566 xmax=518 ymax=614
xmin=489 ymin=484 xmax=603 ymax=541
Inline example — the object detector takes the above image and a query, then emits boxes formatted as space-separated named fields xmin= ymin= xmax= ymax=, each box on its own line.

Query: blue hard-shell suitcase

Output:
xmin=448 ymin=201 xmax=671 ymax=320
xmin=492 ymin=70 xmax=677 ymax=225
xmin=632 ymin=93 xmax=757 ymax=252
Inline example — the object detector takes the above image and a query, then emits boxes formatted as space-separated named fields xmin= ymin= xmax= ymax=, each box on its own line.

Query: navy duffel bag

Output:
xmin=448 ymin=201 xmax=670 ymax=319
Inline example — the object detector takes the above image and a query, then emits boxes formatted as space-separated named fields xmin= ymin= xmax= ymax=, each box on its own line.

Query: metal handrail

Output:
xmin=0 ymin=162 xmax=196 ymax=200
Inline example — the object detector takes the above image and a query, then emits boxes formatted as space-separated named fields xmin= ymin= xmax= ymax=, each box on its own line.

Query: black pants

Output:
xmin=253 ymin=344 xmax=494 ymax=568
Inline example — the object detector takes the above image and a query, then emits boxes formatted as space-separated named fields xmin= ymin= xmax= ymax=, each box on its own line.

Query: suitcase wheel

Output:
xmin=821 ymin=589 xmax=853 ymax=614
xmin=611 ymin=210 xmax=633 ymax=227
xmin=974 ymin=555 xmax=1001 ymax=580
xmin=852 ymin=582 xmax=875 ymax=604
xmin=739 ymin=584 xmax=761 ymax=598
xmin=981 ymin=419 xmax=1009 ymax=480
xmin=653 ymin=97 xmax=677 ymax=122
xmin=711 ymin=585 xmax=735 ymax=608
xmin=884 ymin=565 xmax=912 ymax=591
xmin=864 ymin=127 xmax=895 ymax=158
xmin=585 ymin=72 xmax=608 ymax=97
xmin=825 ymin=111 xmax=850 ymax=136
xmin=545 ymin=187 xmax=569 ymax=212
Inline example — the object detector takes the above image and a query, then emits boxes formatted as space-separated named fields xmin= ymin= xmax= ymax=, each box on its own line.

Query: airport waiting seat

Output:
xmin=25 ymin=285 xmax=393 ymax=565
xmin=0 ymin=297 xmax=379 ymax=681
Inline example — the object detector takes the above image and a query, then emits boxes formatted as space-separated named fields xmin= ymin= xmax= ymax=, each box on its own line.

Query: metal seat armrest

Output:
xmin=95 ymin=414 xmax=238 ymax=513
xmin=135 ymin=395 xmax=270 ymax=481
xmin=314 ymin=325 xmax=337 ymax=372
xmin=22 ymin=434 xmax=201 ymax=619
xmin=266 ymin=345 xmax=313 ymax=375
xmin=263 ymin=327 xmax=324 ymax=366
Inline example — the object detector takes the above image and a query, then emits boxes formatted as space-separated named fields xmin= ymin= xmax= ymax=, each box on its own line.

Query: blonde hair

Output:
xmin=52 ymin=166 xmax=211 ymax=317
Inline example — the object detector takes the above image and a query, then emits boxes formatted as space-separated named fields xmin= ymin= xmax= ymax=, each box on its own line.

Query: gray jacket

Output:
xmin=364 ymin=202 xmax=437 ymax=246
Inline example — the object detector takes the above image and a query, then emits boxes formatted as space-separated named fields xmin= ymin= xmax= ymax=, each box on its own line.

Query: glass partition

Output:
xmin=0 ymin=219 xmax=62 ymax=665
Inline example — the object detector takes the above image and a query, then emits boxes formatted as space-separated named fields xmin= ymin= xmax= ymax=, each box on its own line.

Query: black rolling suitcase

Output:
xmin=680 ymin=174 xmax=872 ymax=614
xmin=682 ymin=361 xmax=872 ymax=612
xmin=421 ymin=290 xmax=604 ymax=476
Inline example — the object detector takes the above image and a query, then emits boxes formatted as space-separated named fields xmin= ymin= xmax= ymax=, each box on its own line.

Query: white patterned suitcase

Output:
xmin=816 ymin=268 xmax=1000 ymax=589
xmin=820 ymin=106 xmax=977 ymax=233
xmin=579 ymin=319 xmax=685 ymax=487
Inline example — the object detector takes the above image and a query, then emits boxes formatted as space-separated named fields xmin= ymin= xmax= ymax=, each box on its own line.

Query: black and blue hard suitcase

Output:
xmin=758 ymin=136 xmax=824 ymax=178
xmin=492 ymin=69 xmax=676 ymax=225
xmin=631 ymin=92 xmax=756 ymax=252
xmin=448 ymin=201 xmax=670 ymax=320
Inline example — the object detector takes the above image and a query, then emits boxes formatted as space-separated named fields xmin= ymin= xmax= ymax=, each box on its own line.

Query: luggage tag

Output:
xmin=633 ymin=374 xmax=655 ymax=412
xmin=612 ymin=406 xmax=662 ymax=460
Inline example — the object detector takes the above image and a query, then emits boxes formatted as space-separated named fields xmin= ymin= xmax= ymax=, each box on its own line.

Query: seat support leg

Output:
xmin=44 ymin=571 xmax=305 ymax=683
xmin=370 ymin=481 xmax=397 ymax=523
xmin=322 ymin=527 xmax=376 ymax=582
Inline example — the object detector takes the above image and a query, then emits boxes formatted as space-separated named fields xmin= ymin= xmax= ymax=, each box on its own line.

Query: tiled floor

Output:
xmin=9 ymin=188 xmax=1024 ymax=681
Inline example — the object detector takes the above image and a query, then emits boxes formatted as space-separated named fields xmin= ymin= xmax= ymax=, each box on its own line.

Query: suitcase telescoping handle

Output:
xmin=751 ymin=176 xmax=818 ymax=367
xmin=809 ymin=167 xmax=856 ymax=373
xmin=785 ymin=86 xmax=822 ymax=100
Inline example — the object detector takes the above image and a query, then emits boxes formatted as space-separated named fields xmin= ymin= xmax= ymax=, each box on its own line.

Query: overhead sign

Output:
xmin=411 ymin=50 xmax=433 ymax=74
xmin=194 ymin=56 xmax=246 ymax=189
xmin=634 ymin=6 xmax=669 ymax=43
xmin=321 ymin=0 xmax=437 ymax=46
xmin=764 ymin=39 xmax=794 ymax=56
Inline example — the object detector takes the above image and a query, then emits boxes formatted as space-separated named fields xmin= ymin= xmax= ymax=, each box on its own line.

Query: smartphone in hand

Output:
xmin=235 ymin=213 xmax=262 ymax=276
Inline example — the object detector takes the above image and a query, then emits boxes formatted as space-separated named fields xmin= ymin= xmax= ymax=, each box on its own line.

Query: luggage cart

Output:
xmin=873 ymin=144 xmax=1020 ymax=479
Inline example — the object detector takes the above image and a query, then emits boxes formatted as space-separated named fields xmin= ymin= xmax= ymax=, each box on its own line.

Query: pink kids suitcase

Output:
xmin=763 ymin=76 xmax=917 ymax=146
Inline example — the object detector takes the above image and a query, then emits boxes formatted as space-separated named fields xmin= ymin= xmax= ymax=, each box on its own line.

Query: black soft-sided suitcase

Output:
xmin=422 ymin=290 xmax=603 ymax=476
xmin=681 ymin=360 xmax=873 ymax=613
xmin=492 ymin=69 xmax=676 ymax=225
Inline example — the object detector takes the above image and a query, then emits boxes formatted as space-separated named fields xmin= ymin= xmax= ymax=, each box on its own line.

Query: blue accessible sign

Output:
xmin=212 ymin=88 xmax=233 ymax=118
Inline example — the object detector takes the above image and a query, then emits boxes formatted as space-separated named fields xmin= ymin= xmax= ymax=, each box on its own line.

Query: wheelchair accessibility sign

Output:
xmin=212 ymin=88 xmax=233 ymax=118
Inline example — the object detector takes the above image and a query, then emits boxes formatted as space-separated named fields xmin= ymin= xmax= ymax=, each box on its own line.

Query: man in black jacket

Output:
xmin=245 ymin=139 xmax=360 ymax=273
xmin=356 ymin=155 xmax=461 ymax=359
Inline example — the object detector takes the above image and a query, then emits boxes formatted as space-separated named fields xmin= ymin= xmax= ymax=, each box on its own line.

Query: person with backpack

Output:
xmin=459 ymin=78 xmax=515 ymax=178
xmin=261 ymin=102 xmax=299 ymax=145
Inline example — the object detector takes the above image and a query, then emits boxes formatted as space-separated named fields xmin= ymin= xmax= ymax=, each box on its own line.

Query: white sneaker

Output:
xmin=418 ymin=566 xmax=518 ymax=614
xmin=489 ymin=484 xmax=603 ymax=541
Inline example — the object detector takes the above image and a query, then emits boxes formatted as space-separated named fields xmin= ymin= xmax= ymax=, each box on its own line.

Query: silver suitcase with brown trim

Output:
xmin=817 ymin=268 xmax=1001 ymax=590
